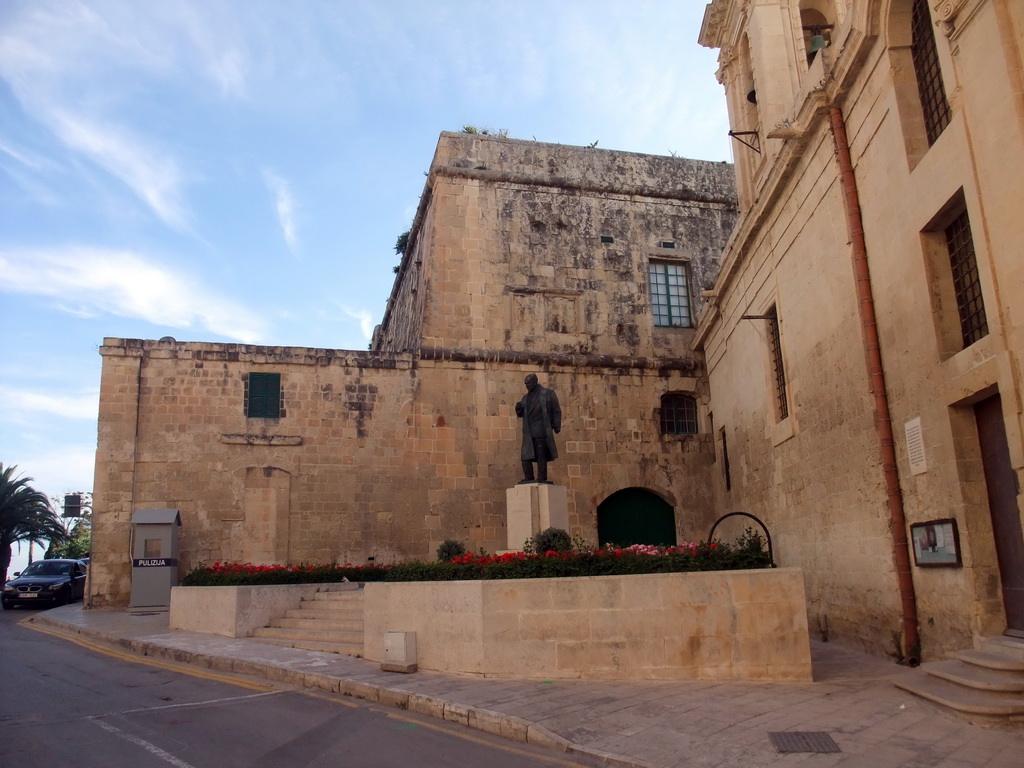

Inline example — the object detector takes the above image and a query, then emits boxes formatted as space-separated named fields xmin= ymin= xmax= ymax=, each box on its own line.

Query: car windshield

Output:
xmin=21 ymin=561 xmax=72 ymax=576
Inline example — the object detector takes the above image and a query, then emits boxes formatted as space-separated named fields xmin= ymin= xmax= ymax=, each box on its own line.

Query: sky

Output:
xmin=0 ymin=0 xmax=730 ymax=572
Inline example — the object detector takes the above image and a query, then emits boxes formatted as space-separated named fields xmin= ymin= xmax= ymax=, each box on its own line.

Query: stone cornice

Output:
xmin=220 ymin=434 xmax=303 ymax=446
xmin=99 ymin=338 xmax=701 ymax=375
xmin=417 ymin=347 xmax=701 ymax=374
xmin=699 ymin=0 xmax=732 ymax=49
xmin=430 ymin=164 xmax=737 ymax=208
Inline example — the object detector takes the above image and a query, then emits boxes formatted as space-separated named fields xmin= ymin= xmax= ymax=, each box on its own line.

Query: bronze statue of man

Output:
xmin=515 ymin=374 xmax=561 ymax=483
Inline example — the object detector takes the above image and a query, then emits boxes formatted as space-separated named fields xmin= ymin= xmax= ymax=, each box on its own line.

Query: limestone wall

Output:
xmin=91 ymin=339 xmax=720 ymax=606
xmin=375 ymin=133 xmax=737 ymax=358
xmin=698 ymin=1 xmax=1024 ymax=657
xmin=363 ymin=568 xmax=812 ymax=681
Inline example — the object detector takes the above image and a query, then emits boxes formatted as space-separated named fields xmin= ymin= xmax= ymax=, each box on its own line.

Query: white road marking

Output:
xmin=91 ymin=718 xmax=197 ymax=768
xmin=112 ymin=688 xmax=285 ymax=716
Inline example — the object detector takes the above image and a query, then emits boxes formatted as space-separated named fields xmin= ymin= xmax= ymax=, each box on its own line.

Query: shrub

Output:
xmin=525 ymin=527 xmax=572 ymax=554
xmin=436 ymin=539 xmax=467 ymax=562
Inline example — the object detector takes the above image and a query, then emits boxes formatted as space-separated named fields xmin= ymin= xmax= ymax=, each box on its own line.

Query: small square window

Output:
xmin=600 ymin=235 xmax=614 ymax=244
xmin=246 ymin=372 xmax=282 ymax=418
xmin=660 ymin=394 xmax=698 ymax=435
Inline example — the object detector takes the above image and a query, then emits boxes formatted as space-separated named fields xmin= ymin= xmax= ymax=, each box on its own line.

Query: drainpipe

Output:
xmin=828 ymin=105 xmax=920 ymax=666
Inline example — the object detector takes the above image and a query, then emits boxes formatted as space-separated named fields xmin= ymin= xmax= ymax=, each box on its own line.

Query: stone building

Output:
xmin=89 ymin=133 xmax=737 ymax=607
xmin=697 ymin=0 xmax=1024 ymax=659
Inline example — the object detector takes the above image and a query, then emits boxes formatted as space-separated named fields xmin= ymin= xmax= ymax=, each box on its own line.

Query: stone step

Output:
xmin=285 ymin=607 xmax=363 ymax=621
xmin=252 ymin=626 xmax=364 ymax=645
xmin=252 ymin=586 xmax=365 ymax=658
xmin=924 ymin=660 xmax=1024 ymax=693
xmin=306 ymin=591 xmax=364 ymax=603
xmin=256 ymin=637 xmax=363 ymax=657
xmin=269 ymin=617 xmax=363 ymax=632
xmin=957 ymin=648 xmax=1024 ymax=674
xmin=894 ymin=671 xmax=1024 ymax=721
xmin=978 ymin=635 xmax=1024 ymax=662
xmin=297 ymin=597 xmax=362 ymax=610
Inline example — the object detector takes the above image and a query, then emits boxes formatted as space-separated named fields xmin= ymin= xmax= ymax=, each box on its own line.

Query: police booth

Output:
xmin=129 ymin=508 xmax=181 ymax=612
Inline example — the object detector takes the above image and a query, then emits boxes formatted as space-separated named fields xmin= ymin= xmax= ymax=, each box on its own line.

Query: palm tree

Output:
xmin=0 ymin=464 xmax=67 ymax=584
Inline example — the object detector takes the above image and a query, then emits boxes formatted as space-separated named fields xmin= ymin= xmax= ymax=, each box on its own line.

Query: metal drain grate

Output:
xmin=768 ymin=731 xmax=841 ymax=754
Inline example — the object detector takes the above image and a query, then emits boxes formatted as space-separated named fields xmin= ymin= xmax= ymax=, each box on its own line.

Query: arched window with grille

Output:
xmin=660 ymin=393 xmax=698 ymax=435
xmin=911 ymin=0 xmax=951 ymax=145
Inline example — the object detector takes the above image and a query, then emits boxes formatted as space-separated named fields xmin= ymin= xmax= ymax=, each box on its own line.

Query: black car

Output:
xmin=2 ymin=559 xmax=87 ymax=609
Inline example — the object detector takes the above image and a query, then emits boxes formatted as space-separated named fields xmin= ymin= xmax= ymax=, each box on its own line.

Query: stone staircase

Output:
xmin=894 ymin=635 xmax=1024 ymax=724
xmin=252 ymin=586 xmax=364 ymax=657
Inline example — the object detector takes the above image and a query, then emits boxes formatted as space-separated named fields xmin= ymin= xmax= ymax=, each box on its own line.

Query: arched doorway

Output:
xmin=597 ymin=488 xmax=677 ymax=547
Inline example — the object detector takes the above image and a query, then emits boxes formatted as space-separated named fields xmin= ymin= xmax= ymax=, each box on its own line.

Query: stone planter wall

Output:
xmin=169 ymin=583 xmax=357 ymax=637
xmin=364 ymin=568 xmax=811 ymax=681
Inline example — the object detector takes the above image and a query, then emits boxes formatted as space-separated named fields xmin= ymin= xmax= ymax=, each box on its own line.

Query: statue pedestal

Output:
xmin=505 ymin=483 xmax=568 ymax=552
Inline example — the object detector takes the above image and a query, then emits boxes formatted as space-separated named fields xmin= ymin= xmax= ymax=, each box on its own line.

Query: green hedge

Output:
xmin=181 ymin=541 xmax=773 ymax=587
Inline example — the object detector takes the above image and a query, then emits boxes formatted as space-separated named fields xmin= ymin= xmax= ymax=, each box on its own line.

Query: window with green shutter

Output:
xmin=246 ymin=373 xmax=282 ymax=418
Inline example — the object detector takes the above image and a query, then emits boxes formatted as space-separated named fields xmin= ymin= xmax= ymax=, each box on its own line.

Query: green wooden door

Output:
xmin=597 ymin=488 xmax=676 ymax=547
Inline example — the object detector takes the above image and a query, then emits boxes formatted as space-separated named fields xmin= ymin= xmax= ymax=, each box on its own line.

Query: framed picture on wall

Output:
xmin=911 ymin=519 xmax=962 ymax=567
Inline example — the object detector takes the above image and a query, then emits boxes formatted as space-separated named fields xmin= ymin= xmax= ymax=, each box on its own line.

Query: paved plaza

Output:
xmin=18 ymin=606 xmax=1024 ymax=767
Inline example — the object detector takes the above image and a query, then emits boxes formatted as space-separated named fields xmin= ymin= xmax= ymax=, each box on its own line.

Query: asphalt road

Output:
xmin=0 ymin=605 xmax=590 ymax=768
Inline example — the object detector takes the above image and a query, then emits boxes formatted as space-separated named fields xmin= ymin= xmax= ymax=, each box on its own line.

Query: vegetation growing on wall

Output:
xmin=460 ymin=125 xmax=509 ymax=137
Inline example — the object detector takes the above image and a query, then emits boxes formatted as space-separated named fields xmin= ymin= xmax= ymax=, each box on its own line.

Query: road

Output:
xmin=0 ymin=605 xmax=590 ymax=768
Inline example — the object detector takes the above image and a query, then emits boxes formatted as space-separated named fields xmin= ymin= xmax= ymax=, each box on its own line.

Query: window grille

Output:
xmin=911 ymin=0 xmax=951 ymax=145
xmin=721 ymin=428 xmax=732 ymax=491
xmin=649 ymin=261 xmax=692 ymax=327
xmin=945 ymin=211 xmax=988 ymax=347
xmin=767 ymin=307 xmax=789 ymax=420
xmin=660 ymin=394 xmax=698 ymax=435
xmin=246 ymin=372 xmax=282 ymax=418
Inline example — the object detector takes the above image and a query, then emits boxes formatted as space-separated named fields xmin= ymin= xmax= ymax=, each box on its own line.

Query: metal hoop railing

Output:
xmin=707 ymin=511 xmax=774 ymax=564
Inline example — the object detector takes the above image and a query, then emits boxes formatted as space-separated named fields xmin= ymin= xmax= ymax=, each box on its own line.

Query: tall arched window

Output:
xmin=660 ymin=393 xmax=698 ymax=435
xmin=911 ymin=0 xmax=951 ymax=145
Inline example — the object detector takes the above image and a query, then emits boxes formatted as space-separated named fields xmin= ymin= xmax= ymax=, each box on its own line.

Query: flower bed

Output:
xmin=181 ymin=541 xmax=773 ymax=587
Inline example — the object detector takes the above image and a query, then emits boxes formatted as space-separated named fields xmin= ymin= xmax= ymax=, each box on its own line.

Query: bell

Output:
xmin=808 ymin=34 xmax=826 ymax=57
xmin=746 ymin=86 xmax=757 ymax=105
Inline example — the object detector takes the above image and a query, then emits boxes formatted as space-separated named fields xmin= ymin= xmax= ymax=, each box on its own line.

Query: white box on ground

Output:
xmin=381 ymin=630 xmax=417 ymax=673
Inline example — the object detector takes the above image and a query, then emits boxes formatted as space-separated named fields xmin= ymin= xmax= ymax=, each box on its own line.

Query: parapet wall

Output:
xmin=364 ymin=568 xmax=811 ymax=681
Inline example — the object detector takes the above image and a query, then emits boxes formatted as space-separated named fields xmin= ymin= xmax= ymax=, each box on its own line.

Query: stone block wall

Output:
xmin=363 ymin=568 xmax=812 ymax=681
xmin=375 ymin=133 xmax=737 ymax=359
xmin=91 ymin=339 xmax=721 ymax=607
xmin=698 ymin=1 xmax=1024 ymax=657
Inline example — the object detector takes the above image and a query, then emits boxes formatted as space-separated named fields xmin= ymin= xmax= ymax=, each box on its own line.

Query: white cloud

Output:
xmin=208 ymin=48 xmax=249 ymax=97
xmin=3 ymin=444 xmax=96 ymax=500
xmin=340 ymin=306 xmax=375 ymax=340
xmin=0 ymin=246 xmax=267 ymax=343
xmin=0 ymin=137 xmax=48 ymax=170
xmin=0 ymin=1 xmax=258 ymax=231
xmin=263 ymin=169 xmax=299 ymax=255
xmin=0 ymin=388 xmax=99 ymax=420
xmin=49 ymin=109 xmax=189 ymax=229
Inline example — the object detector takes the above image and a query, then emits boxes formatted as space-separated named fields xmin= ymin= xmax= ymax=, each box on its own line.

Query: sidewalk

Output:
xmin=24 ymin=605 xmax=1024 ymax=768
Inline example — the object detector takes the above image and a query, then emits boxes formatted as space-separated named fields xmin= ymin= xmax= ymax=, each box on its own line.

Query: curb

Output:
xmin=25 ymin=614 xmax=656 ymax=768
